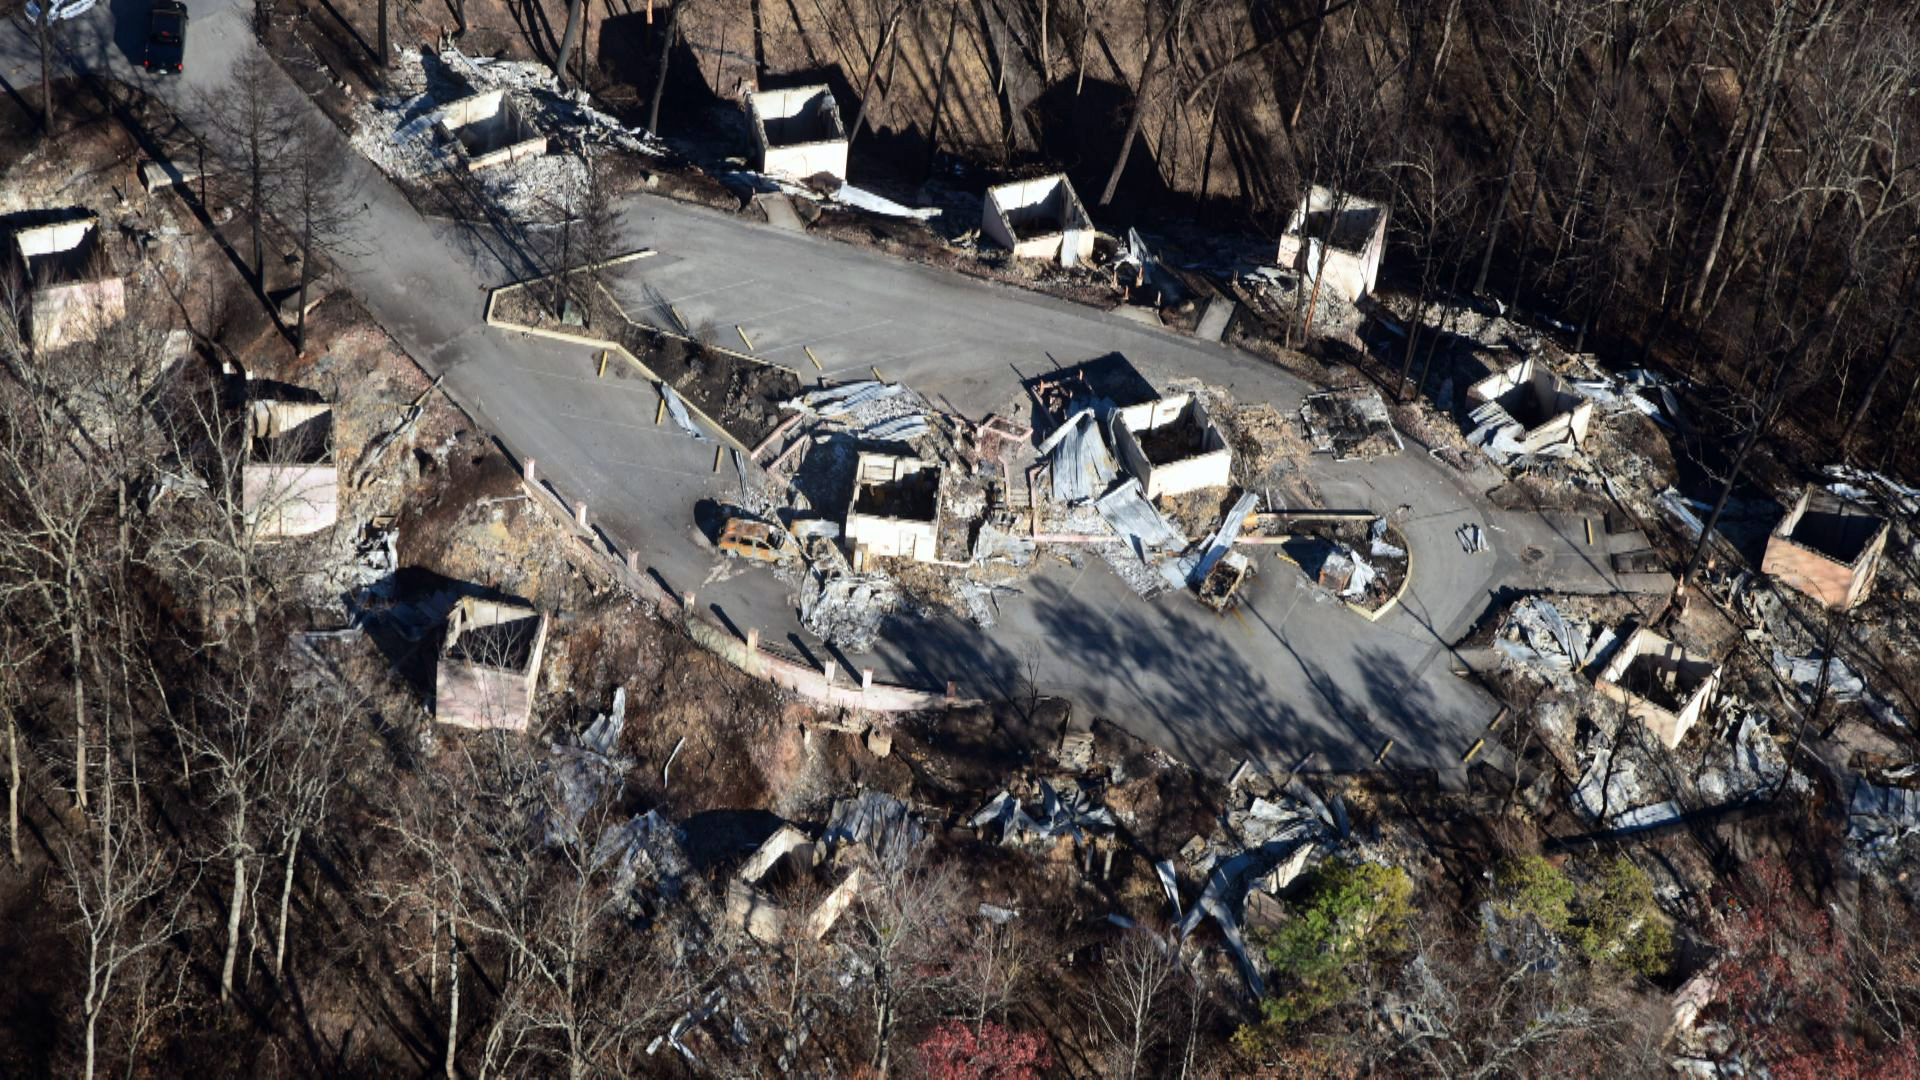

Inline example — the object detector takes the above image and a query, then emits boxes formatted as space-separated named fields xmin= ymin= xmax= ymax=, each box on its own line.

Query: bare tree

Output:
xmin=196 ymin=52 xmax=297 ymax=289
xmin=644 ymin=0 xmax=686 ymax=136
xmin=837 ymin=844 xmax=964 ymax=1077
xmin=849 ymin=0 xmax=924 ymax=147
xmin=175 ymin=642 xmax=312 ymax=1004
xmin=265 ymin=657 xmax=359 ymax=980
xmin=949 ymin=913 xmax=1036 ymax=1033
xmin=1086 ymin=926 xmax=1182 ymax=1080
xmin=276 ymin=110 xmax=362 ymax=354
xmin=30 ymin=0 xmax=57 ymax=137
xmin=65 ymin=756 xmax=188 ymax=1080
xmin=1386 ymin=133 xmax=1476 ymax=399
xmin=1098 ymin=0 xmax=1185 ymax=207
xmin=573 ymin=147 xmax=626 ymax=332
xmin=1374 ymin=932 xmax=1665 ymax=1076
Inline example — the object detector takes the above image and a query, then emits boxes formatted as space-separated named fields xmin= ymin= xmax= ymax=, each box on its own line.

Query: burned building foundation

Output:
xmin=241 ymin=396 xmax=339 ymax=539
xmin=438 ymin=90 xmax=548 ymax=171
xmin=1595 ymin=626 xmax=1721 ymax=749
xmin=982 ymin=175 xmax=1095 ymax=267
xmin=436 ymin=595 xmax=550 ymax=732
xmin=1112 ymin=394 xmax=1231 ymax=498
xmin=844 ymin=453 xmax=942 ymax=568
xmin=1762 ymin=487 xmax=1888 ymax=611
xmin=1465 ymin=356 xmax=1594 ymax=462
xmin=1275 ymin=185 xmax=1387 ymax=301
xmin=8 ymin=213 xmax=125 ymax=351
xmin=747 ymin=86 xmax=849 ymax=182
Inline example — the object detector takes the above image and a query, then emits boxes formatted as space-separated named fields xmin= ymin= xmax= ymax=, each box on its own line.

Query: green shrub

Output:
xmin=1486 ymin=854 xmax=1671 ymax=978
xmin=1251 ymin=859 xmax=1413 ymax=1026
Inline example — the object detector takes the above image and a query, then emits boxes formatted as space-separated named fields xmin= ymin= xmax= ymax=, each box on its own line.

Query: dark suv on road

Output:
xmin=143 ymin=0 xmax=186 ymax=75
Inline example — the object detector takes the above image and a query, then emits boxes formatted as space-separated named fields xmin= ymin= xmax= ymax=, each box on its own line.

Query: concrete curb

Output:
xmin=1263 ymin=523 xmax=1413 ymax=623
xmin=485 ymin=289 xmax=750 ymax=456
xmin=1347 ymin=524 xmax=1413 ymax=623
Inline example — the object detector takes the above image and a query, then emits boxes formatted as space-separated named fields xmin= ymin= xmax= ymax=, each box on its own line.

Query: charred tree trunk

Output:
xmin=851 ymin=8 xmax=908 ymax=145
xmin=1099 ymin=1 xmax=1164 ymax=207
xmin=1473 ymin=115 xmax=1530 ymax=296
xmin=555 ymin=0 xmax=585 ymax=89
xmin=221 ymin=850 xmax=247 ymax=1002
xmin=36 ymin=13 xmax=53 ymax=138
xmin=274 ymin=829 xmax=299 ymax=978
xmin=6 ymin=709 xmax=18 ymax=865
xmin=71 ymin=617 xmax=86 ymax=810
xmin=924 ymin=1 xmax=961 ymax=177
xmin=1842 ymin=253 xmax=1920 ymax=451
xmin=645 ymin=1 xmax=680 ymax=135
xmin=444 ymin=927 xmax=460 ymax=1080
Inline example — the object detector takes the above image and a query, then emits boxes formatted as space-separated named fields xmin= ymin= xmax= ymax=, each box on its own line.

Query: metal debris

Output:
xmin=660 ymin=383 xmax=711 ymax=442
xmin=1037 ymin=409 xmax=1118 ymax=505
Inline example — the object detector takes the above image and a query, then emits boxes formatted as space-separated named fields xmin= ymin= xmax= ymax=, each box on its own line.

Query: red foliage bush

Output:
xmin=915 ymin=1020 xmax=1049 ymax=1080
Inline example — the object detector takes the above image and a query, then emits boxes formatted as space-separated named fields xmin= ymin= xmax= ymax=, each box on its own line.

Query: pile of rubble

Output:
xmin=719 ymin=364 xmax=1352 ymax=647
xmin=349 ymin=43 xmax=662 ymax=220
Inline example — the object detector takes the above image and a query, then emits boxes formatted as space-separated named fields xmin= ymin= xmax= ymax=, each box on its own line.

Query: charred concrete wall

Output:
xmin=982 ymin=175 xmax=1095 ymax=266
xmin=1113 ymin=394 xmax=1231 ymax=498
xmin=747 ymin=86 xmax=849 ymax=181
xmin=1762 ymin=488 xmax=1888 ymax=610
xmin=1275 ymin=185 xmax=1387 ymax=300
xmin=1595 ymin=626 xmax=1721 ymax=749
xmin=435 ymin=596 xmax=550 ymax=732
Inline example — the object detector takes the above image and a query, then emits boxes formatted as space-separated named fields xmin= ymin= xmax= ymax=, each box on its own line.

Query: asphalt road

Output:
xmin=0 ymin=8 xmax=1659 ymax=778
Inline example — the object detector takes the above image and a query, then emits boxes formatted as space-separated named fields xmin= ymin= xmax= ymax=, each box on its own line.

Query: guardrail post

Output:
xmin=573 ymin=501 xmax=588 ymax=529
xmin=860 ymin=668 xmax=874 ymax=693
xmin=523 ymin=457 xmax=536 ymax=484
xmin=822 ymin=660 xmax=837 ymax=685
xmin=625 ymin=551 xmax=640 ymax=574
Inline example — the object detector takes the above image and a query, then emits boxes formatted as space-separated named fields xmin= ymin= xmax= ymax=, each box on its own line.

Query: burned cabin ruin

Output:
xmin=844 ymin=452 xmax=942 ymax=569
xmin=982 ymin=175 xmax=1095 ymax=267
xmin=1595 ymin=626 xmax=1722 ymax=749
xmin=436 ymin=595 xmax=550 ymax=732
xmin=8 ymin=213 xmax=125 ymax=351
xmin=438 ymin=89 xmax=548 ymax=171
xmin=241 ymin=397 xmax=339 ymax=539
xmin=747 ymin=86 xmax=849 ymax=182
xmin=1112 ymin=394 xmax=1231 ymax=498
xmin=1275 ymin=185 xmax=1388 ymax=301
xmin=1762 ymin=487 xmax=1889 ymax=611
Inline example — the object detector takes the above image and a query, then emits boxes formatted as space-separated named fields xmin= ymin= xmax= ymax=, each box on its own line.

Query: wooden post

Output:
xmin=823 ymin=660 xmax=837 ymax=685
xmin=574 ymin=501 xmax=589 ymax=528
xmin=523 ymin=457 xmax=537 ymax=484
xmin=860 ymin=668 xmax=874 ymax=692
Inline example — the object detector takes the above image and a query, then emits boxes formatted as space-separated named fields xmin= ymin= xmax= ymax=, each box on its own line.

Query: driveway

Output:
xmin=0 ymin=9 xmax=1648 ymax=777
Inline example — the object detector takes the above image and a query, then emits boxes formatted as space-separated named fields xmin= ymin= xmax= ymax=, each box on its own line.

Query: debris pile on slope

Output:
xmin=349 ymin=44 xmax=664 ymax=221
